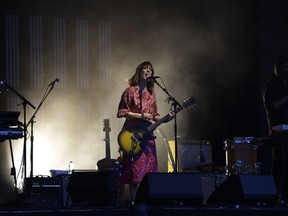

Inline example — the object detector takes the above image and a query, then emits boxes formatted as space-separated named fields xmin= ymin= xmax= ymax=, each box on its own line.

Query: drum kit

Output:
xmin=224 ymin=137 xmax=261 ymax=174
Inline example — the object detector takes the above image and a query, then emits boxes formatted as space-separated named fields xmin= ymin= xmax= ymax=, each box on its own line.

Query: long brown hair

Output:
xmin=128 ymin=61 xmax=155 ymax=93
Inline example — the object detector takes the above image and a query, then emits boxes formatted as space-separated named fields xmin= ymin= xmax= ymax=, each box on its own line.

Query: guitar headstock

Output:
xmin=182 ymin=97 xmax=196 ymax=109
xmin=103 ymin=119 xmax=111 ymax=132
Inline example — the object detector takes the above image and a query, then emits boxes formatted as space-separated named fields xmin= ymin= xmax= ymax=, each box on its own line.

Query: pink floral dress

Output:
xmin=117 ymin=85 xmax=159 ymax=184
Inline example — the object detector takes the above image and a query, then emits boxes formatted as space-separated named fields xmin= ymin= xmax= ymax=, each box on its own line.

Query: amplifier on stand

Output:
xmin=168 ymin=140 xmax=212 ymax=172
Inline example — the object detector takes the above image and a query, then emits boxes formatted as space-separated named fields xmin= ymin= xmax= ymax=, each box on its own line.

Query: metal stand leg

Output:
xmin=9 ymin=139 xmax=18 ymax=196
xmin=281 ymin=145 xmax=287 ymax=199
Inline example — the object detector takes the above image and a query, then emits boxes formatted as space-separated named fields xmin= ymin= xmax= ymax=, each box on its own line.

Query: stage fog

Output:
xmin=0 ymin=0 xmax=262 ymax=202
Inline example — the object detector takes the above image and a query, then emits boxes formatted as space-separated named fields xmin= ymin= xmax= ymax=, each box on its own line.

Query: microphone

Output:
xmin=147 ymin=76 xmax=160 ymax=80
xmin=48 ymin=78 xmax=60 ymax=87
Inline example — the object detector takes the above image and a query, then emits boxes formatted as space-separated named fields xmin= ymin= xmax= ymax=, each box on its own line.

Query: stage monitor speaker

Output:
xmin=135 ymin=172 xmax=203 ymax=206
xmin=67 ymin=170 xmax=116 ymax=206
xmin=207 ymin=174 xmax=278 ymax=205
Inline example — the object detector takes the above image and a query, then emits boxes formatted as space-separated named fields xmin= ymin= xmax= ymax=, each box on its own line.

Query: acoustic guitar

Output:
xmin=117 ymin=97 xmax=196 ymax=156
xmin=97 ymin=119 xmax=117 ymax=170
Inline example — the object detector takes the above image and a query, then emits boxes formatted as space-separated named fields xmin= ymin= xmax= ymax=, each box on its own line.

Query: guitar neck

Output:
xmin=105 ymin=132 xmax=111 ymax=159
xmin=103 ymin=119 xmax=112 ymax=159
xmin=147 ymin=106 xmax=183 ymax=132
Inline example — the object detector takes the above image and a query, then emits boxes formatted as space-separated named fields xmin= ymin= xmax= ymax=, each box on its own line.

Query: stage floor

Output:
xmin=0 ymin=204 xmax=288 ymax=216
xmin=1 ymin=197 xmax=288 ymax=216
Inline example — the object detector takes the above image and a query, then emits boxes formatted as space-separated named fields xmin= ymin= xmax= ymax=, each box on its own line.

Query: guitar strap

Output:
xmin=121 ymin=118 xmax=127 ymax=130
xmin=139 ymin=88 xmax=143 ymax=114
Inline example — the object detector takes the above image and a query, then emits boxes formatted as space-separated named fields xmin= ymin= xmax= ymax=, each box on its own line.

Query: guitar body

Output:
xmin=117 ymin=97 xmax=196 ymax=156
xmin=97 ymin=158 xmax=117 ymax=171
xmin=96 ymin=119 xmax=124 ymax=198
xmin=117 ymin=129 xmax=144 ymax=156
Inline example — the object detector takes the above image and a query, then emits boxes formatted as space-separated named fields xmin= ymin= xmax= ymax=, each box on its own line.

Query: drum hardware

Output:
xmin=254 ymin=161 xmax=261 ymax=170
xmin=224 ymin=137 xmax=260 ymax=174
xmin=233 ymin=136 xmax=255 ymax=144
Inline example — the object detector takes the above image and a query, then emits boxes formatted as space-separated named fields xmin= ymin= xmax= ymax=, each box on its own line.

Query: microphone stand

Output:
xmin=153 ymin=78 xmax=183 ymax=173
xmin=27 ymin=83 xmax=57 ymax=179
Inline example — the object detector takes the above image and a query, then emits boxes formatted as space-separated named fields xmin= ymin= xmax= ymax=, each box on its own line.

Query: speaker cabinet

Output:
xmin=201 ymin=173 xmax=227 ymax=205
xmin=207 ymin=174 xmax=278 ymax=205
xmin=67 ymin=170 xmax=116 ymax=206
xmin=135 ymin=172 xmax=203 ymax=205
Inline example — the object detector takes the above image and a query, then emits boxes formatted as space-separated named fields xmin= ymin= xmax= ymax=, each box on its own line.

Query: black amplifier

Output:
xmin=25 ymin=176 xmax=69 ymax=207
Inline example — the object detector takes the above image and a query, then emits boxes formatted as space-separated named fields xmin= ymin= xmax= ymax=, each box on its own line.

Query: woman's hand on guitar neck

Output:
xmin=163 ymin=112 xmax=175 ymax=123
xmin=153 ymin=112 xmax=175 ymax=123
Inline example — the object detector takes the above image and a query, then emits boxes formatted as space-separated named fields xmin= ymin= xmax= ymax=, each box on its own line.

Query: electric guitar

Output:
xmin=117 ymin=97 xmax=196 ymax=156
xmin=97 ymin=119 xmax=117 ymax=170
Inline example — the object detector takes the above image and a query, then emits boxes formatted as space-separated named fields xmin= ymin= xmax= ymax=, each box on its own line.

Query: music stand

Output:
xmin=0 ymin=80 xmax=35 ymax=195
